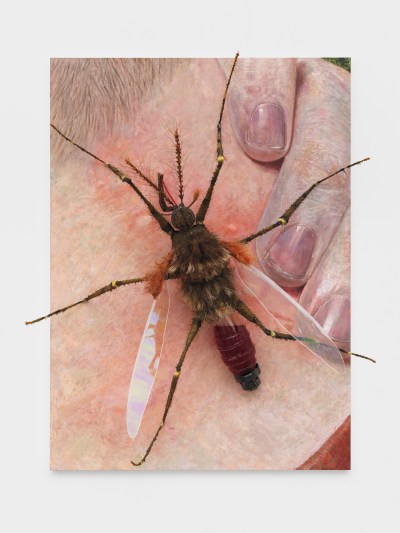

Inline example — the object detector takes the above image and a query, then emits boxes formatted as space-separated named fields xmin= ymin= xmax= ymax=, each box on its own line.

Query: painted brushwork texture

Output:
xmin=50 ymin=58 xmax=350 ymax=470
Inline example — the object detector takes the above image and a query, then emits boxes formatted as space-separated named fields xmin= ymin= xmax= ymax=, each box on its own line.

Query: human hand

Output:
xmin=219 ymin=57 xmax=351 ymax=349
xmin=48 ymin=57 xmax=350 ymax=470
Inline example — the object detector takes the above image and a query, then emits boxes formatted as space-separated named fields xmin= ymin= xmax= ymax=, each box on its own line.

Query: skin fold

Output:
xmin=49 ymin=58 xmax=351 ymax=470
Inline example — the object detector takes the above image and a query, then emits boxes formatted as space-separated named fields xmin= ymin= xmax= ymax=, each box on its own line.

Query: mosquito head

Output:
xmin=171 ymin=205 xmax=195 ymax=231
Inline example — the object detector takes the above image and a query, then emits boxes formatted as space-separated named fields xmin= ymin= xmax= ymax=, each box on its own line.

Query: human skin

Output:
xmin=49 ymin=58 xmax=351 ymax=470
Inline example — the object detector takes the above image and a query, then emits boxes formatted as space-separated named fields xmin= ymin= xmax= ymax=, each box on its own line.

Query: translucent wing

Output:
xmin=126 ymin=284 xmax=170 ymax=439
xmin=234 ymin=262 xmax=345 ymax=373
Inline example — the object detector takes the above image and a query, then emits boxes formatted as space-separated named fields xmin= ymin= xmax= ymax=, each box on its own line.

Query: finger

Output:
xmin=256 ymin=59 xmax=350 ymax=288
xmin=299 ymin=208 xmax=351 ymax=352
xmin=50 ymin=58 xmax=349 ymax=469
xmin=218 ymin=58 xmax=297 ymax=162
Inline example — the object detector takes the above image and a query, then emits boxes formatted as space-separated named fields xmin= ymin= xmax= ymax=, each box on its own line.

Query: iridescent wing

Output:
xmin=126 ymin=284 xmax=171 ymax=439
xmin=234 ymin=262 xmax=345 ymax=373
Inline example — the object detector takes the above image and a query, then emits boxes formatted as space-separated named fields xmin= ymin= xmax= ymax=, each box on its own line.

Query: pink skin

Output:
xmin=300 ymin=210 xmax=351 ymax=350
xmin=218 ymin=58 xmax=297 ymax=162
xmin=50 ymin=58 xmax=350 ymax=470
xmin=224 ymin=58 xmax=351 ymax=349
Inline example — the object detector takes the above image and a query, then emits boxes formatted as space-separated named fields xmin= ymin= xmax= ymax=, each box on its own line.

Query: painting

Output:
xmin=44 ymin=56 xmax=354 ymax=470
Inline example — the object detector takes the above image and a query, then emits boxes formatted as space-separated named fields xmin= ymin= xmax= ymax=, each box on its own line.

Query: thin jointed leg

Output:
xmin=239 ymin=158 xmax=370 ymax=244
xmin=25 ymin=277 xmax=145 ymax=325
xmin=196 ymin=53 xmax=239 ymax=223
xmin=234 ymin=299 xmax=376 ymax=363
xmin=131 ymin=316 xmax=202 ymax=466
xmin=51 ymin=124 xmax=174 ymax=236
xmin=234 ymin=299 xmax=296 ymax=342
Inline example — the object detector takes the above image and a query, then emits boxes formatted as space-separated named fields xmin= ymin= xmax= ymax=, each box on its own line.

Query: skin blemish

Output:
xmin=32 ymin=56 xmax=373 ymax=470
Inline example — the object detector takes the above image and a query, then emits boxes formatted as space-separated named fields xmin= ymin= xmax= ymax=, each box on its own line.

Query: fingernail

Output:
xmin=247 ymin=103 xmax=285 ymax=149
xmin=313 ymin=296 xmax=350 ymax=343
xmin=266 ymin=225 xmax=315 ymax=279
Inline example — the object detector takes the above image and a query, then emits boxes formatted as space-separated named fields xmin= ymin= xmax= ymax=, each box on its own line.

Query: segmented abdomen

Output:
xmin=214 ymin=324 xmax=257 ymax=376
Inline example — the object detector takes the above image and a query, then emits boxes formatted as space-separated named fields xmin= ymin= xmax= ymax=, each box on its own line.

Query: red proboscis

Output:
xmin=161 ymin=176 xmax=178 ymax=206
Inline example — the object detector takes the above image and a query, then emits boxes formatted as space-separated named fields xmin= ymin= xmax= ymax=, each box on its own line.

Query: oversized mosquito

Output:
xmin=27 ymin=53 xmax=374 ymax=467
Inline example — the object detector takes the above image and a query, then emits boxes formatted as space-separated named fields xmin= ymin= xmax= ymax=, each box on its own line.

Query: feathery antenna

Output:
xmin=174 ymin=129 xmax=184 ymax=203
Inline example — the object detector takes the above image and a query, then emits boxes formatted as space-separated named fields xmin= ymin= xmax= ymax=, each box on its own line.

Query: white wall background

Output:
xmin=1 ymin=1 xmax=398 ymax=532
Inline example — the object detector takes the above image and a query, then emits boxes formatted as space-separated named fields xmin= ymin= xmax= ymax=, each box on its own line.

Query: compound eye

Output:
xmin=171 ymin=206 xmax=195 ymax=230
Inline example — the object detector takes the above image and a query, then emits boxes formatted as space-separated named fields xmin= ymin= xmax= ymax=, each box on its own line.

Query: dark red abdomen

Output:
xmin=214 ymin=324 xmax=261 ymax=391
